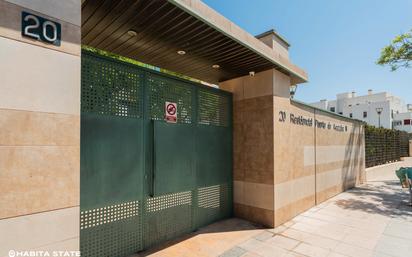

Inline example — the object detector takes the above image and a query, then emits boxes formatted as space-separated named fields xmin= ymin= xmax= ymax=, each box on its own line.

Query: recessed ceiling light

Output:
xmin=177 ymin=50 xmax=186 ymax=55
xmin=127 ymin=30 xmax=137 ymax=37
xmin=212 ymin=64 xmax=220 ymax=69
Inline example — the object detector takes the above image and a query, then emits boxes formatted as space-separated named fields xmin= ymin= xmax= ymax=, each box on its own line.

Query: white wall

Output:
xmin=393 ymin=112 xmax=412 ymax=133
xmin=344 ymin=101 xmax=391 ymax=128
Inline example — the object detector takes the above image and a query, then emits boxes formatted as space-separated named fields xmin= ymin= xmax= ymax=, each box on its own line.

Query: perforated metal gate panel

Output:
xmin=195 ymin=184 xmax=231 ymax=228
xmin=144 ymin=191 xmax=193 ymax=248
xmin=195 ymin=89 xmax=232 ymax=227
xmin=147 ymin=73 xmax=193 ymax=123
xmin=82 ymin=54 xmax=143 ymax=118
xmin=81 ymin=51 xmax=232 ymax=256
xmin=198 ymin=88 xmax=229 ymax=127
xmin=81 ymin=53 xmax=145 ymax=257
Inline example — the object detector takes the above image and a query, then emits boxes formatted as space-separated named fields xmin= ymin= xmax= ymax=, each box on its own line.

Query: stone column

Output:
xmin=0 ymin=0 xmax=81 ymax=254
xmin=220 ymin=68 xmax=290 ymax=227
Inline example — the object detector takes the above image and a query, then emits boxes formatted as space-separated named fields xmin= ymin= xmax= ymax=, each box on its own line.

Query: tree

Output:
xmin=377 ymin=29 xmax=412 ymax=71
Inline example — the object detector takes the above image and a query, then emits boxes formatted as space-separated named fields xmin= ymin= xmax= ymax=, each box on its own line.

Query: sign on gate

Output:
xmin=165 ymin=102 xmax=177 ymax=123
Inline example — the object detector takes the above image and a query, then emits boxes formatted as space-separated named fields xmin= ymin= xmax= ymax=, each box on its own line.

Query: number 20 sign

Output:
xmin=21 ymin=11 xmax=61 ymax=46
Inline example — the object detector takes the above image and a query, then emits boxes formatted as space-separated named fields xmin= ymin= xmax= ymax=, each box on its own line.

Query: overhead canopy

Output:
xmin=81 ymin=0 xmax=308 ymax=84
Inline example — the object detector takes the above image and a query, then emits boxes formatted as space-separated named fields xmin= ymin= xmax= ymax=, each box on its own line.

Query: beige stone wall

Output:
xmin=0 ymin=0 xmax=80 ymax=254
xmin=273 ymin=98 xmax=316 ymax=226
xmin=314 ymin=109 xmax=365 ymax=203
xmin=233 ymin=95 xmax=275 ymax=226
xmin=273 ymin=99 xmax=365 ymax=226
xmin=221 ymin=69 xmax=365 ymax=228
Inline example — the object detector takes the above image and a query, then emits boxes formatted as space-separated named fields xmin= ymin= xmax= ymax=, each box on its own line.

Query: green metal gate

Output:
xmin=80 ymin=51 xmax=233 ymax=256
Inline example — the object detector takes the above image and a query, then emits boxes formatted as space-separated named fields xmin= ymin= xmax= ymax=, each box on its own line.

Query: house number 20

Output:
xmin=21 ymin=11 xmax=61 ymax=46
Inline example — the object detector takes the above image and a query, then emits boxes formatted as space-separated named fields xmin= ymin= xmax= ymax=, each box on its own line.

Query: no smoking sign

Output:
xmin=165 ymin=102 xmax=177 ymax=123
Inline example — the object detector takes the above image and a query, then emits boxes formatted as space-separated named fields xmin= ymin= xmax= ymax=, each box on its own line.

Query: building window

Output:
xmin=393 ymin=120 xmax=402 ymax=126
xmin=348 ymin=104 xmax=352 ymax=107
xmin=330 ymin=107 xmax=335 ymax=112
xmin=349 ymin=113 xmax=353 ymax=118
xmin=363 ymin=111 xmax=367 ymax=118
xmin=404 ymin=119 xmax=411 ymax=125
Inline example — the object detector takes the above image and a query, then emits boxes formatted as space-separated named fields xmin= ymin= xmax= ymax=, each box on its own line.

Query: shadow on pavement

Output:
xmin=136 ymin=218 xmax=265 ymax=256
xmin=334 ymin=180 xmax=412 ymax=218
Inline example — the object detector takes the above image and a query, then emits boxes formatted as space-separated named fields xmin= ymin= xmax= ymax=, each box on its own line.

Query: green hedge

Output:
xmin=365 ymin=125 xmax=410 ymax=167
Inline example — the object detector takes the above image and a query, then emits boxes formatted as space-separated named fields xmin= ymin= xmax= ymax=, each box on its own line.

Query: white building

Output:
xmin=310 ymin=90 xmax=412 ymax=133
xmin=393 ymin=111 xmax=412 ymax=133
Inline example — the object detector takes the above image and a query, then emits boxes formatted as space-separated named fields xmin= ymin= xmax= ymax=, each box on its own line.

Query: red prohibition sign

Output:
xmin=166 ymin=103 xmax=177 ymax=115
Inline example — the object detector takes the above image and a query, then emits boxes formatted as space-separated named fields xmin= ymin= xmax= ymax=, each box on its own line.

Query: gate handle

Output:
xmin=150 ymin=119 xmax=155 ymax=197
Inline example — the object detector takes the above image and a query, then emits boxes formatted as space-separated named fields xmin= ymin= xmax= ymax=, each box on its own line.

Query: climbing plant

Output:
xmin=365 ymin=125 xmax=410 ymax=167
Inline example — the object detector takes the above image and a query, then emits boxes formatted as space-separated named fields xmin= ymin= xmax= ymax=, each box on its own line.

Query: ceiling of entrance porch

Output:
xmin=81 ymin=0 xmax=308 ymax=84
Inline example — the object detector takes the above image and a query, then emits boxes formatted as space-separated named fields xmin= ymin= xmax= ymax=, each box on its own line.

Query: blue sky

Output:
xmin=203 ymin=0 xmax=412 ymax=104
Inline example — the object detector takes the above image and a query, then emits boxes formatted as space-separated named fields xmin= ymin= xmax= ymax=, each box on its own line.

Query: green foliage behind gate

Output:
xmin=80 ymin=51 xmax=233 ymax=256
xmin=365 ymin=125 xmax=410 ymax=168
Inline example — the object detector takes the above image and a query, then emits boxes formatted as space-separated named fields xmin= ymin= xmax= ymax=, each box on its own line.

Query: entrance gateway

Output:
xmin=80 ymin=51 xmax=233 ymax=256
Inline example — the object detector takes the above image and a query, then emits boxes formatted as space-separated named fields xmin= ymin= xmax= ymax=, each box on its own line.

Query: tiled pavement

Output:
xmin=135 ymin=159 xmax=412 ymax=257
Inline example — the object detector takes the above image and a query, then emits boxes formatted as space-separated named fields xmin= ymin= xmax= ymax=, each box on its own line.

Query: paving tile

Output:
xmin=256 ymin=243 xmax=289 ymax=257
xmin=283 ymin=221 xmax=296 ymax=228
xmin=344 ymin=221 xmax=388 ymax=235
xmin=334 ymin=242 xmax=373 ymax=257
xmin=289 ymin=221 xmax=318 ymax=234
xmin=290 ymin=220 xmax=347 ymax=241
xmin=238 ymin=238 xmax=265 ymax=251
xmin=371 ymin=252 xmax=395 ymax=257
xmin=374 ymin=235 xmax=412 ymax=257
xmin=238 ymin=238 xmax=288 ymax=257
xmin=304 ymin=211 xmax=388 ymax=234
xmin=311 ymin=227 xmax=346 ymax=241
xmin=283 ymin=252 xmax=308 ymax=257
xmin=219 ymin=246 xmax=247 ymax=257
xmin=340 ymin=233 xmax=379 ymax=250
xmin=383 ymin=219 xmax=412 ymax=240
xmin=281 ymin=228 xmax=339 ymax=250
xmin=240 ymin=253 xmax=261 ymax=257
xmin=297 ymin=216 xmax=331 ymax=227
xmin=301 ymin=211 xmax=339 ymax=223
xmin=265 ymin=235 xmax=300 ymax=250
xmin=266 ymin=225 xmax=288 ymax=234
xmin=293 ymin=243 xmax=330 ymax=257
xmin=253 ymin=231 xmax=274 ymax=242
xmin=326 ymin=252 xmax=348 ymax=257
